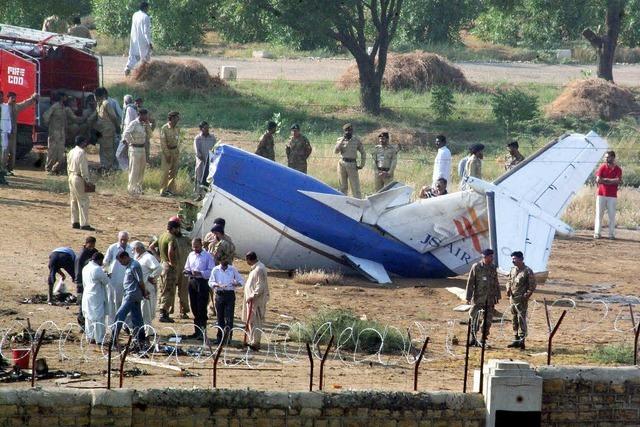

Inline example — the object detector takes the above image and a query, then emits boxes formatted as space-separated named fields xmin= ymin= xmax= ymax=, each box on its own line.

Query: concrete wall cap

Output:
xmin=91 ymin=389 xmax=134 ymax=407
xmin=537 ymin=366 xmax=640 ymax=382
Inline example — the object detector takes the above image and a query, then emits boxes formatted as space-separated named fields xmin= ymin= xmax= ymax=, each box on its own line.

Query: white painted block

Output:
xmin=556 ymin=49 xmax=572 ymax=60
xmin=252 ymin=50 xmax=273 ymax=59
xmin=220 ymin=66 xmax=237 ymax=81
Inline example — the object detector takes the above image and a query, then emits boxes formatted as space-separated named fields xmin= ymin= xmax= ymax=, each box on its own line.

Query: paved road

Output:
xmin=102 ymin=55 xmax=640 ymax=86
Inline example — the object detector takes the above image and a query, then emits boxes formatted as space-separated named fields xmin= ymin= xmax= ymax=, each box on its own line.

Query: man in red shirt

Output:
xmin=594 ymin=151 xmax=622 ymax=239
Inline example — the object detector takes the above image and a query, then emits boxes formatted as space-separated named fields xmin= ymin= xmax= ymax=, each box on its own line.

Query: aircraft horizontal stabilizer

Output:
xmin=299 ymin=185 xmax=413 ymax=225
xmin=342 ymin=254 xmax=392 ymax=284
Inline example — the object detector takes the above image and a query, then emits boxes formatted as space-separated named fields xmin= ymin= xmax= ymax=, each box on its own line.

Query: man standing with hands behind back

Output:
xmin=159 ymin=111 xmax=181 ymax=197
xmin=209 ymin=258 xmax=243 ymax=345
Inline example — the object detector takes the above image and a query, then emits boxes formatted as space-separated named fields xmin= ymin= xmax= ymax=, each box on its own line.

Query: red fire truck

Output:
xmin=0 ymin=24 xmax=101 ymax=159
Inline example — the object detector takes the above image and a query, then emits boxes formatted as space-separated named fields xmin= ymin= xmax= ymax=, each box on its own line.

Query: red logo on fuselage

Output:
xmin=453 ymin=208 xmax=488 ymax=253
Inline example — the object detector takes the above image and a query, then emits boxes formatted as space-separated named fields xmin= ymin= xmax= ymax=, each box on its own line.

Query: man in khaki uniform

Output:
xmin=506 ymin=251 xmax=537 ymax=350
xmin=334 ymin=123 xmax=365 ymax=198
xmin=43 ymin=92 xmax=84 ymax=174
xmin=461 ymin=143 xmax=484 ymax=190
xmin=94 ymin=88 xmax=120 ymax=171
xmin=285 ymin=123 xmax=312 ymax=174
xmin=122 ymin=108 xmax=150 ymax=195
xmin=66 ymin=136 xmax=95 ymax=231
xmin=5 ymin=92 xmax=38 ymax=173
xmin=504 ymin=140 xmax=525 ymax=171
xmin=242 ymin=252 xmax=270 ymax=351
xmin=159 ymin=111 xmax=181 ymax=196
xmin=42 ymin=15 xmax=67 ymax=33
xmin=372 ymin=130 xmax=398 ymax=191
xmin=174 ymin=234 xmax=193 ymax=319
xmin=203 ymin=218 xmax=233 ymax=316
xmin=256 ymin=121 xmax=277 ymax=161
xmin=157 ymin=220 xmax=181 ymax=323
xmin=465 ymin=248 xmax=501 ymax=347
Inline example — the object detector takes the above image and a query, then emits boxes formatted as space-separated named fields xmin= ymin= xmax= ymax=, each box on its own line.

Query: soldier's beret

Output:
xmin=343 ymin=123 xmax=353 ymax=131
xmin=470 ymin=143 xmax=485 ymax=153
xmin=211 ymin=224 xmax=225 ymax=233
xmin=481 ymin=248 xmax=494 ymax=256
xmin=507 ymin=140 xmax=519 ymax=148
xmin=290 ymin=123 xmax=300 ymax=130
xmin=378 ymin=130 xmax=389 ymax=137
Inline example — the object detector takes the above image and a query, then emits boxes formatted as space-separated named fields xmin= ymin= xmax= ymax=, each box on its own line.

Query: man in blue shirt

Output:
xmin=47 ymin=247 xmax=76 ymax=304
xmin=183 ymin=238 xmax=215 ymax=340
xmin=111 ymin=251 xmax=148 ymax=348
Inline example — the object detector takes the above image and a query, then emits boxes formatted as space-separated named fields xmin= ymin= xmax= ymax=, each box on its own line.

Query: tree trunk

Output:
xmin=582 ymin=0 xmax=626 ymax=82
xmin=354 ymin=54 xmax=382 ymax=115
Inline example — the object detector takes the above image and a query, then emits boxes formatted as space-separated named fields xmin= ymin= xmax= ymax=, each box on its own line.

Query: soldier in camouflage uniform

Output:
xmin=371 ymin=130 xmax=398 ymax=191
xmin=504 ymin=140 xmax=525 ymax=171
xmin=256 ymin=121 xmax=277 ymax=161
xmin=506 ymin=251 xmax=537 ymax=350
xmin=285 ymin=123 xmax=312 ymax=174
xmin=334 ymin=123 xmax=366 ymax=198
xmin=465 ymin=248 xmax=501 ymax=347
xmin=203 ymin=218 xmax=234 ymax=317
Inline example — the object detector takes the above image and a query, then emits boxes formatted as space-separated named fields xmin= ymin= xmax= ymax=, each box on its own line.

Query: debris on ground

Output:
xmin=0 ymin=309 xmax=18 ymax=316
xmin=133 ymin=60 xmax=226 ymax=92
xmin=546 ymin=78 xmax=640 ymax=121
xmin=21 ymin=293 xmax=77 ymax=305
xmin=337 ymin=51 xmax=477 ymax=92
xmin=0 ymin=366 xmax=82 ymax=383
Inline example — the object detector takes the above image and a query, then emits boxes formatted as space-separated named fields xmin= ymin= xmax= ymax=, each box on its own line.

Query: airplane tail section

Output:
xmin=468 ymin=131 xmax=608 ymax=273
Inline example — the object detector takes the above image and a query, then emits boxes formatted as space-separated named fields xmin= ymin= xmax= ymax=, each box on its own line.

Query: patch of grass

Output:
xmin=43 ymin=177 xmax=69 ymax=194
xmin=292 ymin=309 xmax=407 ymax=355
xmin=293 ymin=269 xmax=343 ymax=286
xmin=589 ymin=343 xmax=634 ymax=365
xmin=563 ymin=186 xmax=640 ymax=230
xmin=96 ymin=166 xmax=194 ymax=198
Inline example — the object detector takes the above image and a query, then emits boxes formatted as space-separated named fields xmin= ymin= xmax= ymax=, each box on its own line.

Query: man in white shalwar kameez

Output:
xmin=82 ymin=253 xmax=109 ymax=345
xmin=124 ymin=2 xmax=153 ymax=76
xmin=132 ymin=241 xmax=162 ymax=326
xmin=103 ymin=231 xmax=132 ymax=324
xmin=241 ymin=252 xmax=270 ymax=350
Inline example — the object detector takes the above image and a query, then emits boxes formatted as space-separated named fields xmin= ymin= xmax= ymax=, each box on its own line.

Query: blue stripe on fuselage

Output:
xmin=211 ymin=145 xmax=455 ymax=278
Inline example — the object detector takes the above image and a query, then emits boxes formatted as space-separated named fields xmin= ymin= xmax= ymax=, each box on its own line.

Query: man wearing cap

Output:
xmin=67 ymin=136 xmax=95 ymax=231
xmin=194 ymin=121 xmax=216 ymax=200
xmin=372 ymin=131 xmax=398 ymax=191
xmin=286 ymin=124 xmax=312 ymax=174
xmin=432 ymin=134 xmax=452 ymax=185
xmin=160 ymin=111 xmax=181 ymax=196
xmin=256 ymin=121 xmax=277 ymax=161
xmin=158 ymin=220 xmax=182 ymax=322
xmin=461 ymin=143 xmax=484 ymax=190
xmin=506 ymin=251 xmax=536 ymax=350
xmin=334 ymin=123 xmax=366 ymax=198
xmin=103 ymin=231 xmax=132 ymax=324
xmin=210 ymin=224 xmax=236 ymax=266
xmin=465 ymin=248 xmax=501 ymax=347
xmin=123 ymin=108 xmax=150 ymax=195
xmin=504 ymin=141 xmax=525 ymax=171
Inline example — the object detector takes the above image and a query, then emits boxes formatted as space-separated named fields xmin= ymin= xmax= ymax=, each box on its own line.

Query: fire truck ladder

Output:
xmin=0 ymin=24 xmax=97 ymax=50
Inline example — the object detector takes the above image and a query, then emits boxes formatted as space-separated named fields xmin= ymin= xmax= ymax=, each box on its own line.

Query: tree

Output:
xmin=582 ymin=0 xmax=628 ymax=82
xmin=0 ymin=0 xmax=91 ymax=30
xmin=228 ymin=0 xmax=404 ymax=115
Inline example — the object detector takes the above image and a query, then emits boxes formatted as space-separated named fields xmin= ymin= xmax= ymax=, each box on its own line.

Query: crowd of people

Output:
xmin=48 ymin=217 xmax=270 ymax=352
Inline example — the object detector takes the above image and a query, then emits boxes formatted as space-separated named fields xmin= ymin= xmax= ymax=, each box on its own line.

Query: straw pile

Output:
xmin=133 ymin=60 xmax=225 ymax=91
xmin=337 ymin=51 xmax=475 ymax=92
xmin=546 ymin=78 xmax=640 ymax=121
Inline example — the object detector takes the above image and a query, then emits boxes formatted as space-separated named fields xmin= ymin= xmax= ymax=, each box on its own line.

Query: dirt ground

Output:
xmin=0 ymin=156 xmax=639 ymax=393
xmin=102 ymin=55 xmax=640 ymax=86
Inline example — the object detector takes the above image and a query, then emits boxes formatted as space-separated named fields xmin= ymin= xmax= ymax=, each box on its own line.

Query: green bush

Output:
xmin=93 ymin=0 xmax=209 ymax=50
xmin=430 ymin=85 xmax=456 ymax=121
xmin=491 ymin=88 xmax=539 ymax=132
xmin=292 ymin=309 xmax=407 ymax=355
xmin=589 ymin=343 xmax=634 ymax=364
xmin=1 ymin=0 xmax=91 ymax=30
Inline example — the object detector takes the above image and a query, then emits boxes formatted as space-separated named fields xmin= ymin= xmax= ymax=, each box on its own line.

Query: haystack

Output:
xmin=337 ymin=51 xmax=475 ymax=92
xmin=546 ymin=78 xmax=640 ymax=121
xmin=133 ymin=60 xmax=225 ymax=91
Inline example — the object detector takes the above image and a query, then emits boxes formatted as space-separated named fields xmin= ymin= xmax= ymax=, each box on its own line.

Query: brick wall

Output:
xmin=539 ymin=366 xmax=640 ymax=426
xmin=0 ymin=388 xmax=486 ymax=427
